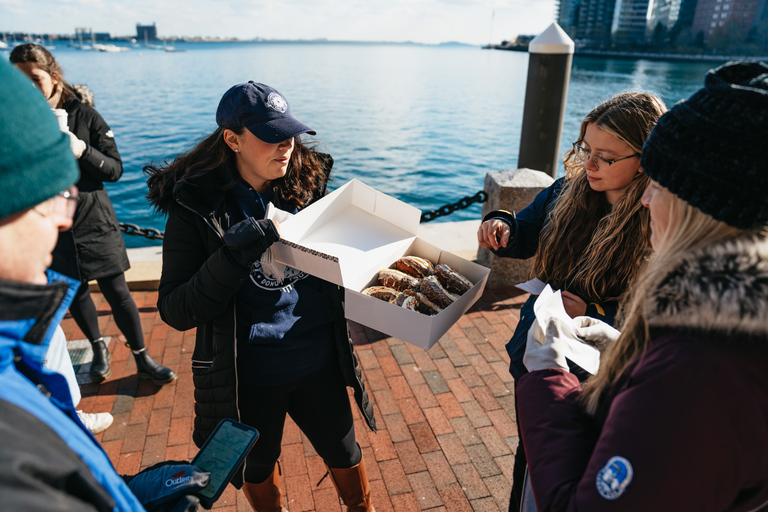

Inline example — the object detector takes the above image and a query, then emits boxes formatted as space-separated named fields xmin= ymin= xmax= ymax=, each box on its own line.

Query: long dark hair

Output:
xmin=9 ymin=43 xmax=73 ymax=105
xmin=144 ymin=127 xmax=328 ymax=214
xmin=530 ymin=92 xmax=667 ymax=304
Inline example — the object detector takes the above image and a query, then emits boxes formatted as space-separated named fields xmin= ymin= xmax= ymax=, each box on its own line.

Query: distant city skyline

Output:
xmin=1 ymin=0 xmax=558 ymax=45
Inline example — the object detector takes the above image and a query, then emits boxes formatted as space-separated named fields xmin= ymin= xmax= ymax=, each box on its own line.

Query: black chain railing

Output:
xmin=118 ymin=190 xmax=488 ymax=239
xmin=419 ymin=190 xmax=487 ymax=223
xmin=119 ymin=223 xmax=164 ymax=241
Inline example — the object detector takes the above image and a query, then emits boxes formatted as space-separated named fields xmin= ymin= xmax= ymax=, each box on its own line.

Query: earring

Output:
xmin=234 ymin=149 xmax=239 ymax=153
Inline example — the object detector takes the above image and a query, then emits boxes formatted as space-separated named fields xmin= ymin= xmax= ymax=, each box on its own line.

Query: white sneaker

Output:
xmin=77 ymin=410 xmax=114 ymax=434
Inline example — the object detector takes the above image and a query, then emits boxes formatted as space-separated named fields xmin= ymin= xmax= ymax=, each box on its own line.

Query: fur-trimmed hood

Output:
xmin=648 ymin=235 xmax=768 ymax=337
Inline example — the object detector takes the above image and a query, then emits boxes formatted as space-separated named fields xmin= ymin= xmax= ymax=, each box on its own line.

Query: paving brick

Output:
xmin=411 ymin=383 xmax=440 ymax=410
xmin=281 ymin=442 xmax=308 ymax=477
xmin=422 ymin=370 xmax=450 ymax=395
xmin=393 ymin=440 xmax=427 ymax=474
xmin=379 ymin=459 xmax=412 ymax=495
xmin=408 ymin=420 xmax=439 ymax=454
xmin=435 ymin=392 xmax=465 ymax=419
xmin=285 ymin=473 xmax=314 ymax=511
xmin=390 ymin=343 xmax=415 ymax=365
xmin=406 ymin=471 xmax=442 ymax=510
xmin=388 ymin=492 xmax=422 ymax=512
xmin=469 ymin=496 xmax=503 ymax=512
xmin=453 ymin=462 xmax=491 ymax=501
xmin=456 ymin=364 xmax=485 ymax=388
xmin=445 ymin=377 xmax=474 ymax=403
xmin=449 ymin=417 xmax=482 ymax=447
xmin=482 ymin=372 xmax=513 ymax=399
xmin=383 ymin=412 xmax=413 ymax=443
xmin=421 ymin=450 xmax=457 ymax=489
xmin=460 ymin=400 xmax=492 ymax=428
xmin=465 ymin=443 xmax=502 ymax=478
xmin=387 ymin=375 xmax=413 ymax=400
xmin=485 ymin=474 xmax=513 ymax=511
xmin=432 ymin=357 xmax=460 ymax=381
xmin=147 ymin=406 xmax=172 ymax=436
xmin=401 ymin=364 xmax=427 ymax=388
xmin=436 ymin=433 xmax=471 ymax=465
xmin=486 ymin=409 xmax=518 ymax=439
xmin=438 ymin=483 xmax=474 ymax=512
xmin=422 ymin=406 xmax=453 ymax=436
xmin=369 ymin=429 xmax=398 ymax=462
xmin=476 ymin=425 xmax=514 ymax=457
xmin=398 ymin=397 xmax=427 ymax=425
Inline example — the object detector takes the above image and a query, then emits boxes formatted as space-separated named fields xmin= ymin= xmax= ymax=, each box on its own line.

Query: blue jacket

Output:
xmin=484 ymin=178 xmax=616 ymax=380
xmin=0 ymin=271 xmax=144 ymax=511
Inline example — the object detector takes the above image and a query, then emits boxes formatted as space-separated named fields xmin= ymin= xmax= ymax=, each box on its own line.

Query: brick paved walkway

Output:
xmin=62 ymin=285 xmax=528 ymax=512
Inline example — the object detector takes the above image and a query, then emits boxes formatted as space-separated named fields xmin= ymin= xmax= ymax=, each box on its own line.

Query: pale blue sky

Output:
xmin=2 ymin=0 xmax=557 ymax=45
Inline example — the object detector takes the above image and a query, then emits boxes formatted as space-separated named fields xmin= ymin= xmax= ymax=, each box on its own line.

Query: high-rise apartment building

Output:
xmin=691 ymin=0 xmax=765 ymax=39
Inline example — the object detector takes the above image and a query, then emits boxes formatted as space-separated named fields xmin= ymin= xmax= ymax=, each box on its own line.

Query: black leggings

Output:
xmin=238 ymin=359 xmax=361 ymax=484
xmin=69 ymin=273 xmax=145 ymax=351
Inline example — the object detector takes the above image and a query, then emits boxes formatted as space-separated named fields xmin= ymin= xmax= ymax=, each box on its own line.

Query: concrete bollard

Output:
xmin=478 ymin=168 xmax=554 ymax=286
xmin=517 ymin=23 xmax=575 ymax=178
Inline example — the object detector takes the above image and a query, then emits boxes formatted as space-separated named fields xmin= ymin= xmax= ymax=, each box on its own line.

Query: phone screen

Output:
xmin=192 ymin=420 xmax=259 ymax=501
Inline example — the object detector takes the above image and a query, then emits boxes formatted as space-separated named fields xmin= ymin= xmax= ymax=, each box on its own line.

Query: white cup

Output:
xmin=52 ymin=108 xmax=68 ymax=131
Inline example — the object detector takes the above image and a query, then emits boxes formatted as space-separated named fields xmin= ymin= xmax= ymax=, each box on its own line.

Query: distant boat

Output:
xmin=162 ymin=37 xmax=184 ymax=52
xmin=144 ymin=32 xmax=163 ymax=50
xmin=94 ymin=43 xmax=128 ymax=53
xmin=0 ymin=33 xmax=8 ymax=50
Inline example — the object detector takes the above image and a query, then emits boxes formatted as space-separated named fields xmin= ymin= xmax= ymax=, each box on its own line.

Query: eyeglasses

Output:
xmin=32 ymin=185 xmax=79 ymax=220
xmin=572 ymin=142 xmax=639 ymax=170
xmin=56 ymin=185 xmax=80 ymax=219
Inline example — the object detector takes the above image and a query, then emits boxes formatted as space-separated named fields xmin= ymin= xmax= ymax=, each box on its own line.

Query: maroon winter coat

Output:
xmin=517 ymin=237 xmax=768 ymax=511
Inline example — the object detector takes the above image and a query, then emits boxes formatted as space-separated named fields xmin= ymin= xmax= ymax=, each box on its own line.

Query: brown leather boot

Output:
xmin=328 ymin=457 xmax=375 ymax=512
xmin=242 ymin=464 xmax=287 ymax=512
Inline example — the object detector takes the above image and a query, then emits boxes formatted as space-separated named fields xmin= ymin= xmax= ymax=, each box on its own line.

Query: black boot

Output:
xmin=132 ymin=349 xmax=177 ymax=385
xmin=89 ymin=338 xmax=112 ymax=382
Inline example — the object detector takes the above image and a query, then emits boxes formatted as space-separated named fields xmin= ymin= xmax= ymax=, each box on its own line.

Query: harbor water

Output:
xmin=29 ymin=42 xmax=715 ymax=247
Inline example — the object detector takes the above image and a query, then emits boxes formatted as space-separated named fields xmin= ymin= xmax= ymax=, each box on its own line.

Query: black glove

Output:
xmin=222 ymin=217 xmax=280 ymax=270
xmin=124 ymin=460 xmax=210 ymax=512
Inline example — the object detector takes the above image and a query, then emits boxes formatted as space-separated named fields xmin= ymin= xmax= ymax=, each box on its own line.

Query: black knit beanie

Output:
xmin=0 ymin=59 xmax=79 ymax=220
xmin=641 ymin=61 xmax=768 ymax=230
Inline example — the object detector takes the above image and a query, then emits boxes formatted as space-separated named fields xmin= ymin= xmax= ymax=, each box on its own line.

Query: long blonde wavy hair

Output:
xmin=531 ymin=92 xmax=667 ymax=304
xmin=581 ymin=191 xmax=751 ymax=415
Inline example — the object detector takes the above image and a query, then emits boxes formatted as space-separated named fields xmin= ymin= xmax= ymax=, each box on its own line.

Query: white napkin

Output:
xmin=259 ymin=203 xmax=293 ymax=282
xmin=531 ymin=285 xmax=602 ymax=375
xmin=515 ymin=277 xmax=547 ymax=295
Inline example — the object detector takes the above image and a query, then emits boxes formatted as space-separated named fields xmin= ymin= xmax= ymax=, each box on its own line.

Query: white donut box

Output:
xmin=268 ymin=179 xmax=490 ymax=350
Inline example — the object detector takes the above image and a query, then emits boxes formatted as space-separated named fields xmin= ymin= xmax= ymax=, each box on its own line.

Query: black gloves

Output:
xmin=222 ymin=217 xmax=280 ymax=270
xmin=124 ymin=460 xmax=210 ymax=512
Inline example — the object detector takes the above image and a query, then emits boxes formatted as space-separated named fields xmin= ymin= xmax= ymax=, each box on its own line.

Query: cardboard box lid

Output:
xmin=270 ymin=179 xmax=422 ymax=290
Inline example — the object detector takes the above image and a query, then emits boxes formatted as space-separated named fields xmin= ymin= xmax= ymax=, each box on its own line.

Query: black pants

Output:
xmin=69 ymin=273 xmax=146 ymax=350
xmin=238 ymin=359 xmax=361 ymax=484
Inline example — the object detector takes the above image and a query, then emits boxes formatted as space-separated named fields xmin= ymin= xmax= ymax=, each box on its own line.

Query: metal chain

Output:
xmin=118 ymin=190 xmax=488 ymax=238
xmin=119 ymin=223 xmax=164 ymax=241
xmin=420 ymin=190 xmax=487 ymax=223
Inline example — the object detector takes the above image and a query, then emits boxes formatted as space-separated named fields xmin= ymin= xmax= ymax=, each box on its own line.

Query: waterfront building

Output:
xmin=612 ymin=0 xmax=653 ymax=45
xmin=136 ymin=23 xmax=157 ymax=42
xmin=557 ymin=0 xmax=652 ymax=47
xmin=691 ymin=0 xmax=766 ymax=41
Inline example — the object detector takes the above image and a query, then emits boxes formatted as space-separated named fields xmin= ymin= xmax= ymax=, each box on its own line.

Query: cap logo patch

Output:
xmin=596 ymin=456 xmax=633 ymax=500
xmin=266 ymin=92 xmax=287 ymax=113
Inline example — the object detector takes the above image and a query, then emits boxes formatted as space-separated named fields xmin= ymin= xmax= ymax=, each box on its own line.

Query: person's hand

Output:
xmin=477 ymin=219 xmax=511 ymax=251
xmin=223 ymin=217 xmax=280 ymax=270
xmin=561 ymin=291 xmax=587 ymax=318
xmin=572 ymin=316 xmax=620 ymax=351
xmin=124 ymin=461 xmax=210 ymax=512
xmin=523 ymin=314 xmax=570 ymax=372
xmin=64 ymin=130 xmax=86 ymax=159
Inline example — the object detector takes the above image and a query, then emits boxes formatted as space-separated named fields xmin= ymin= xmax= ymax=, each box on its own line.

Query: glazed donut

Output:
xmin=362 ymin=286 xmax=399 ymax=303
xmin=435 ymin=263 xmax=473 ymax=295
xmin=395 ymin=256 xmax=435 ymax=278
xmin=394 ymin=289 xmax=442 ymax=316
xmin=420 ymin=275 xmax=459 ymax=309
xmin=379 ymin=268 xmax=420 ymax=291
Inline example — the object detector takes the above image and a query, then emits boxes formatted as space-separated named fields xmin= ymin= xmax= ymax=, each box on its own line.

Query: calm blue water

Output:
xmin=26 ymin=42 xmax=714 ymax=247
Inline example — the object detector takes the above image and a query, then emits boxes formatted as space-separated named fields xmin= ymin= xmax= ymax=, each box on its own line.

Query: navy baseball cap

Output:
xmin=215 ymin=81 xmax=316 ymax=143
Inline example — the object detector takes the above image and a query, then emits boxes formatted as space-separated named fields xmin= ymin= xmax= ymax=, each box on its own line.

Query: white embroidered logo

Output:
xmin=105 ymin=130 xmax=114 ymax=138
xmin=596 ymin=456 xmax=633 ymax=500
xmin=266 ymin=93 xmax=287 ymax=113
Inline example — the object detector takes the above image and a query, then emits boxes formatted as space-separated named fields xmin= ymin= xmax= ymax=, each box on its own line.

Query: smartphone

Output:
xmin=191 ymin=419 xmax=259 ymax=508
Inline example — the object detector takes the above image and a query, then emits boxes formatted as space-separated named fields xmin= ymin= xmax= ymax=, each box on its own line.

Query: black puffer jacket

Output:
xmin=153 ymin=160 xmax=377 ymax=467
xmin=50 ymin=94 xmax=129 ymax=281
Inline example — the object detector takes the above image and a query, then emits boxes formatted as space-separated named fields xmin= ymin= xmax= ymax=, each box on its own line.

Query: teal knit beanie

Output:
xmin=0 ymin=58 xmax=79 ymax=220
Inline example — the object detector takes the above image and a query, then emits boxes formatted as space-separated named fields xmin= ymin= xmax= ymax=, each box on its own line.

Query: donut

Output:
xmin=400 ymin=295 xmax=419 ymax=311
xmin=420 ymin=275 xmax=459 ymax=309
xmin=435 ymin=263 xmax=473 ymax=295
xmin=394 ymin=289 xmax=442 ymax=316
xmin=395 ymin=256 xmax=435 ymax=278
xmin=379 ymin=268 xmax=420 ymax=291
xmin=361 ymin=286 xmax=399 ymax=303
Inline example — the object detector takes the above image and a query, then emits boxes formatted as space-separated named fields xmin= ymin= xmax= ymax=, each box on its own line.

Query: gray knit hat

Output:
xmin=0 ymin=59 xmax=79 ymax=220
xmin=641 ymin=61 xmax=768 ymax=230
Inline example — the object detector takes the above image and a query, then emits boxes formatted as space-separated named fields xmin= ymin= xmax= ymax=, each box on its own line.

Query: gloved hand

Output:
xmin=124 ymin=460 xmax=210 ymax=512
xmin=572 ymin=316 xmax=621 ymax=351
xmin=64 ymin=130 xmax=86 ymax=159
xmin=523 ymin=313 xmax=570 ymax=372
xmin=222 ymin=217 xmax=280 ymax=270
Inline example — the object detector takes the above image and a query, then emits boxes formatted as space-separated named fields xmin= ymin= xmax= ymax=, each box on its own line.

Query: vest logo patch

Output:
xmin=596 ymin=456 xmax=633 ymax=500
xmin=266 ymin=92 xmax=288 ymax=113
xmin=249 ymin=260 xmax=306 ymax=290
